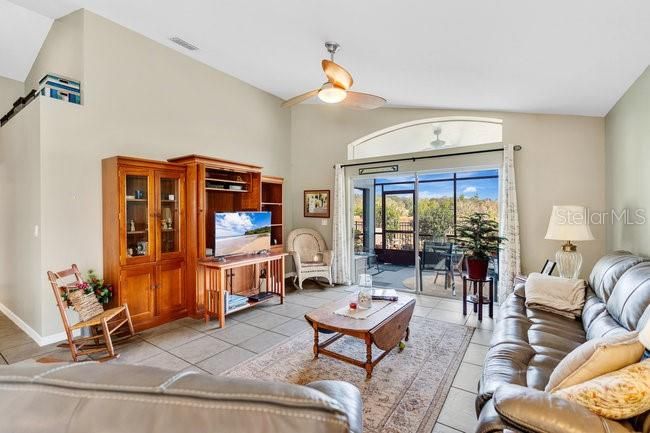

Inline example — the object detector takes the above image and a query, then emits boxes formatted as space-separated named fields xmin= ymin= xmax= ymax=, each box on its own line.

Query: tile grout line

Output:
xmin=435 ymin=421 xmax=465 ymax=433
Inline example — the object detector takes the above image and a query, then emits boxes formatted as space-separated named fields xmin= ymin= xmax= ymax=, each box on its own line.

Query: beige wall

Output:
xmin=0 ymin=101 xmax=42 ymax=333
xmin=3 ymin=7 xmax=612 ymax=338
xmin=605 ymin=66 xmax=650 ymax=255
xmin=8 ymin=10 xmax=291 ymax=338
xmin=0 ymin=76 xmax=24 ymax=116
xmin=24 ymin=10 xmax=84 ymax=93
xmin=291 ymin=105 xmax=606 ymax=276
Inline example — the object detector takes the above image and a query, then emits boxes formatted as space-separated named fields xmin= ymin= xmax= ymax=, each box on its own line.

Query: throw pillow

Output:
xmin=545 ymin=331 xmax=644 ymax=392
xmin=554 ymin=359 xmax=650 ymax=420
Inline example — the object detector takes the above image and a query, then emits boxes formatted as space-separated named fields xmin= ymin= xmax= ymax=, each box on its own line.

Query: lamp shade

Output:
xmin=545 ymin=205 xmax=595 ymax=241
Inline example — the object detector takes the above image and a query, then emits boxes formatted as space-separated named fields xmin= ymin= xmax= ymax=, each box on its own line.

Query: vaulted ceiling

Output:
xmin=4 ymin=0 xmax=650 ymax=116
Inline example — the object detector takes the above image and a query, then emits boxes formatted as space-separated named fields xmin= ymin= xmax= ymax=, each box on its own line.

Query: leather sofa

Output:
xmin=476 ymin=252 xmax=650 ymax=433
xmin=0 ymin=362 xmax=362 ymax=433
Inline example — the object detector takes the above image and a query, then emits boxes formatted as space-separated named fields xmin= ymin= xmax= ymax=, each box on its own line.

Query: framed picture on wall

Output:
xmin=304 ymin=190 xmax=330 ymax=218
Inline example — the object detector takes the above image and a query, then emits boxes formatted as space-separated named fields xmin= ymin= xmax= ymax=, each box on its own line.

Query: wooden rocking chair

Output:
xmin=48 ymin=264 xmax=135 ymax=361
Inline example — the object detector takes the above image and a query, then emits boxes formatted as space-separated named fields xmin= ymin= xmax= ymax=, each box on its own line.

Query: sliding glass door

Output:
xmin=351 ymin=168 xmax=499 ymax=297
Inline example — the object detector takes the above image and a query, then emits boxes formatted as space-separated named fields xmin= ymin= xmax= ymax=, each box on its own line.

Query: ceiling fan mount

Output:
xmin=324 ymin=41 xmax=341 ymax=59
xmin=281 ymin=42 xmax=386 ymax=110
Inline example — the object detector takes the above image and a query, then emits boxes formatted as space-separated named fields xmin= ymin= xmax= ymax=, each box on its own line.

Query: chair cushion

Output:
xmin=588 ymin=252 xmax=646 ymax=303
xmin=607 ymin=262 xmax=650 ymax=330
xmin=582 ymin=288 xmax=607 ymax=330
xmin=545 ymin=331 xmax=644 ymax=392
xmin=301 ymin=261 xmax=327 ymax=267
xmin=586 ymin=312 xmax=628 ymax=340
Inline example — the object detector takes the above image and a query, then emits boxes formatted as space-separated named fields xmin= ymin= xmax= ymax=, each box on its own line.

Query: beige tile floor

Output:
xmin=0 ymin=283 xmax=496 ymax=433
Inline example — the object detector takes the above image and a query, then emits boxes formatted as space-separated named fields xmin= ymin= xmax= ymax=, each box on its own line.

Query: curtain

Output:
xmin=332 ymin=164 xmax=352 ymax=285
xmin=498 ymin=144 xmax=521 ymax=302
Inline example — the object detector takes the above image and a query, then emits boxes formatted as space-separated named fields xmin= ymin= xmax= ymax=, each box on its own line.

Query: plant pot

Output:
xmin=466 ymin=257 xmax=489 ymax=280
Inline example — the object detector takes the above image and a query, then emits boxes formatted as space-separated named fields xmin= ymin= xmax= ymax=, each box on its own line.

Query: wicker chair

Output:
xmin=48 ymin=264 xmax=135 ymax=361
xmin=287 ymin=228 xmax=333 ymax=289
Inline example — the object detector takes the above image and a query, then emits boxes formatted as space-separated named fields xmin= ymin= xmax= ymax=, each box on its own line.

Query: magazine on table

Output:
xmin=372 ymin=288 xmax=398 ymax=301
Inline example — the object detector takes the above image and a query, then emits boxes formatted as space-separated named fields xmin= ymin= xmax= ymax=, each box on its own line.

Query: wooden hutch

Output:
xmin=102 ymin=157 xmax=188 ymax=330
xmin=103 ymin=154 xmax=284 ymax=330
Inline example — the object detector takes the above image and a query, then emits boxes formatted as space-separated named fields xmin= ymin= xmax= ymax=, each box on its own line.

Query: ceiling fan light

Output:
xmin=318 ymin=83 xmax=347 ymax=103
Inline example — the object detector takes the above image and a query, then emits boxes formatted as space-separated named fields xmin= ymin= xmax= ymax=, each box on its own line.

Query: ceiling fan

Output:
xmin=430 ymin=127 xmax=451 ymax=149
xmin=281 ymin=42 xmax=386 ymax=110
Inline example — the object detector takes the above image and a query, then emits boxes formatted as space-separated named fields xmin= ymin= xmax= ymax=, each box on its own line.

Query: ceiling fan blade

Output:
xmin=340 ymin=91 xmax=386 ymax=110
xmin=322 ymin=59 xmax=353 ymax=90
xmin=281 ymin=89 xmax=319 ymax=108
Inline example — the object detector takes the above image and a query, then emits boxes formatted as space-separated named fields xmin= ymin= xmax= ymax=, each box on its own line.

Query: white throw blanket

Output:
xmin=524 ymin=273 xmax=586 ymax=319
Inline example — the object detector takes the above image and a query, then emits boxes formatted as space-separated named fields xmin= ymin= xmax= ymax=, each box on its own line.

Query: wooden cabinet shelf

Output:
xmin=204 ymin=187 xmax=248 ymax=193
xmin=225 ymin=293 xmax=280 ymax=315
xmin=262 ymin=176 xmax=284 ymax=251
xmin=205 ymin=177 xmax=248 ymax=185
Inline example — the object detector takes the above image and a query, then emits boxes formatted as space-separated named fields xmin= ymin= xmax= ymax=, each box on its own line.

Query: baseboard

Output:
xmin=0 ymin=302 xmax=67 ymax=347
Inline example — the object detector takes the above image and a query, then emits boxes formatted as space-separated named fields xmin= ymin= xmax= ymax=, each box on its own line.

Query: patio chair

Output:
xmin=449 ymin=247 xmax=464 ymax=294
xmin=48 ymin=264 xmax=135 ymax=361
xmin=420 ymin=241 xmax=454 ymax=292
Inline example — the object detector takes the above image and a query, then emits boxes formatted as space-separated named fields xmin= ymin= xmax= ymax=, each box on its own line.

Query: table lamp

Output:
xmin=545 ymin=205 xmax=594 ymax=278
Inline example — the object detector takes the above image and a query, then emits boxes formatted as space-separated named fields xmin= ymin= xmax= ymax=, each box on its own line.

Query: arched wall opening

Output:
xmin=347 ymin=116 xmax=503 ymax=160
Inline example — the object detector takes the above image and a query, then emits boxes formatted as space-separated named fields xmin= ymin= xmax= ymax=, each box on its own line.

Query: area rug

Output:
xmin=223 ymin=316 xmax=473 ymax=433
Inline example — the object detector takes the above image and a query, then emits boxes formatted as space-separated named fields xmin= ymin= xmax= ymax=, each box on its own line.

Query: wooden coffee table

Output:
xmin=305 ymin=294 xmax=415 ymax=378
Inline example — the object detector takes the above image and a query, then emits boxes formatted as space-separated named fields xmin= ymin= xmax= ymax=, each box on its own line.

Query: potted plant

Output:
xmin=62 ymin=270 xmax=114 ymax=307
xmin=453 ymin=212 xmax=505 ymax=280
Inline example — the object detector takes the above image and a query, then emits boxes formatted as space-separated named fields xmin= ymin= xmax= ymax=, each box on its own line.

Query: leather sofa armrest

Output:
xmin=306 ymin=380 xmax=363 ymax=433
xmin=493 ymin=384 xmax=630 ymax=433
xmin=322 ymin=250 xmax=333 ymax=266
xmin=476 ymin=399 xmax=526 ymax=433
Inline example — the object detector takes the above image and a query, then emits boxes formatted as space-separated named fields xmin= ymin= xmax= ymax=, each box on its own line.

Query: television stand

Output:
xmin=198 ymin=251 xmax=287 ymax=328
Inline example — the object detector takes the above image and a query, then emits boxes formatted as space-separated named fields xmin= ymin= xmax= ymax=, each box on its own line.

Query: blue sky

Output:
xmin=417 ymin=179 xmax=498 ymax=200
xmin=215 ymin=212 xmax=271 ymax=237
xmin=373 ymin=170 xmax=499 ymax=200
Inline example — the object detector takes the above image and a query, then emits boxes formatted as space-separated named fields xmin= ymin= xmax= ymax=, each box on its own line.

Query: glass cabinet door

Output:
xmin=157 ymin=172 xmax=183 ymax=259
xmin=125 ymin=173 xmax=153 ymax=262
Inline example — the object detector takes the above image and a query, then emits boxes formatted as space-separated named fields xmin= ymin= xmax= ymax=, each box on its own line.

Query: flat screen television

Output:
xmin=214 ymin=211 xmax=271 ymax=257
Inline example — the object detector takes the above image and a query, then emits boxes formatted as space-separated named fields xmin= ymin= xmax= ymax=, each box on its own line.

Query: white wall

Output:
xmin=0 ymin=100 xmax=42 ymax=333
xmin=605 ymin=66 xmax=650 ymax=255
xmin=0 ymin=76 xmax=24 ymax=116
xmin=290 ymin=105 xmax=606 ymax=276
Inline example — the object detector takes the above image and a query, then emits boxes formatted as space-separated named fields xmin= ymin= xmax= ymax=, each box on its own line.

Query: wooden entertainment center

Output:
xmin=102 ymin=154 xmax=285 ymax=330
